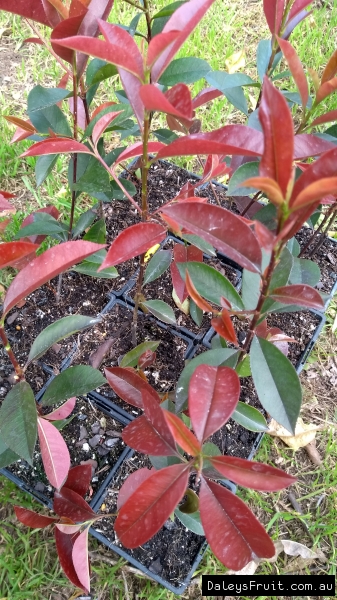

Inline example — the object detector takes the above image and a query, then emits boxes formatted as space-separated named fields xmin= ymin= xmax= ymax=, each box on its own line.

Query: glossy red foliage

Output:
xmin=99 ymin=223 xmax=166 ymax=268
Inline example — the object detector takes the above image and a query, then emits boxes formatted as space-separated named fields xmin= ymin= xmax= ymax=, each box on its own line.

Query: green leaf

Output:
xmin=235 ymin=355 xmax=251 ymax=377
xmin=143 ymin=250 xmax=172 ymax=285
xmin=289 ymin=258 xmax=321 ymax=287
xmin=257 ymin=40 xmax=272 ymax=82
xmin=223 ymin=87 xmax=248 ymax=115
xmin=175 ymin=508 xmax=204 ymax=535
xmin=28 ymin=315 xmax=101 ymax=363
xmin=83 ymin=104 xmax=132 ymax=139
xmin=72 ymin=209 xmax=97 ymax=239
xmin=104 ymin=146 xmax=127 ymax=167
xmin=40 ymin=366 xmax=107 ymax=406
xmin=0 ymin=381 xmax=37 ymax=465
xmin=181 ymin=234 xmax=216 ymax=256
xmin=72 ymin=157 xmax=111 ymax=197
xmin=227 ymin=161 xmax=260 ymax=196
xmin=83 ymin=219 xmax=106 ymax=244
xmin=232 ymin=402 xmax=268 ymax=432
xmin=141 ymin=300 xmax=176 ymax=325
xmin=250 ymin=336 xmax=302 ymax=433
xmin=176 ymin=349 xmax=239 ymax=412
xmin=86 ymin=59 xmax=118 ymax=86
xmin=120 ymin=340 xmax=160 ymax=368
xmin=153 ymin=1 xmax=186 ymax=19
xmin=159 ymin=57 xmax=211 ymax=85
xmin=287 ymin=237 xmax=300 ymax=257
xmin=27 ymin=85 xmax=69 ymax=112
xmin=253 ymin=203 xmax=277 ymax=230
xmin=153 ymin=129 xmax=179 ymax=144
xmin=0 ymin=436 xmax=20 ymax=468
xmin=262 ymin=247 xmax=294 ymax=313
xmin=202 ymin=442 xmax=221 ymax=456
xmin=189 ymin=299 xmax=203 ymax=326
xmin=177 ymin=262 xmax=244 ymax=310
xmin=73 ymin=250 xmax=119 ymax=279
xmin=206 ymin=71 xmax=257 ymax=90
xmin=35 ymin=154 xmax=58 ymax=187
xmin=242 ymin=269 xmax=261 ymax=310
xmin=50 ymin=415 xmax=75 ymax=431
xmin=110 ymin=178 xmax=137 ymax=199
xmin=150 ymin=455 xmax=182 ymax=469
xmin=211 ymin=334 xmax=227 ymax=349
xmin=14 ymin=213 xmax=68 ymax=240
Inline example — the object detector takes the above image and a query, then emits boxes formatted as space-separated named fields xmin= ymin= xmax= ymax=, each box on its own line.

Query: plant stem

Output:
xmin=25 ymin=20 xmax=71 ymax=76
xmin=143 ymin=0 xmax=152 ymax=42
xmin=94 ymin=151 xmax=142 ymax=214
xmin=68 ymin=57 xmax=79 ymax=239
xmin=0 ymin=324 xmax=25 ymax=381
xmin=132 ymin=114 xmax=151 ymax=345
xmin=240 ymin=191 xmax=262 ymax=217
xmin=307 ymin=204 xmax=337 ymax=257
xmin=122 ymin=0 xmax=146 ymax=11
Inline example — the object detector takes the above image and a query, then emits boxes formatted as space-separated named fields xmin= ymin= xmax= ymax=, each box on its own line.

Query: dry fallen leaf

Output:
xmin=225 ymin=49 xmax=246 ymax=73
xmin=267 ymin=417 xmax=322 ymax=450
xmin=304 ymin=439 xmax=323 ymax=466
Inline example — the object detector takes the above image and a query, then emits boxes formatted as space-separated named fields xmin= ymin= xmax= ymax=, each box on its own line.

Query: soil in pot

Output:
xmin=5 ymin=396 xmax=127 ymax=502
xmin=1 ymin=271 xmax=113 ymax=395
xmin=295 ymin=228 xmax=337 ymax=295
xmin=92 ymin=452 xmax=205 ymax=587
xmin=126 ymin=237 xmax=241 ymax=337
xmin=69 ymin=302 xmax=191 ymax=416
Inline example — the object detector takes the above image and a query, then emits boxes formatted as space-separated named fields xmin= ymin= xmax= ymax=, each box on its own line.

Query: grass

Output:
xmin=0 ymin=0 xmax=337 ymax=598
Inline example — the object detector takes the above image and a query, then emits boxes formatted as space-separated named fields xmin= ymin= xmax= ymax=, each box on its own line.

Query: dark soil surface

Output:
xmin=1 ymin=271 xmax=112 ymax=395
xmin=93 ymin=453 xmax=205 ymax=587
xmin=296 ymin=227 xmax=337 ymax=295
xmin=70 ymin=302 xmax=191 ymax=416
xmin=266 ymin=311 xmax=322 ymax=367
xmin=6 ymin=396 xmax=127 ymax=501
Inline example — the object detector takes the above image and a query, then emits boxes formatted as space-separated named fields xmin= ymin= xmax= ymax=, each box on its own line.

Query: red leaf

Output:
xmin=291 ymin=147 xmax=337 ymax=205
xmin=211 ymin=310 xmax=238 ymax=345
xmin=63 ymin=464 xmax=93 ymax=497
xmin=310 ymin=110 xmax=337 ymax=127
xmin=91 ymin=101 xmax=116 ymax=120
xmin=54 ymin=487 xmax=96 ymax=521
xmin=192 ymin=87 xmax=223 ymax=109
xmin=117 ymin=468 xmax=153 ymax=510
xmin=115 ymin=464 xmax=190 ymax=548
xmin=51 ymin=14 xmax=85 ymax=65
xmin=0 ymin=195 xmax=15 ymax=217
xmin=0 ymin=241 xmax=39 ymax=269
xmin=292 ymin=177 xmax=337 ymax=209
xmin=321 ymin=49 xmax=337 ymax=85
xmin=20 ymin=205 xmax=60 ymax=245
xmin=209 ymin=456 xmax=296 ymax=490
xmin=254 ymin=221 xmax=276 ymax=251
xmin=22 ymin=37 xmax=45 ymax=46
xmin=189 ymin=365 xmax=240 ymax=443
xmin=263 ymin=0 xmax=285 ymax=34
xmin=163 ymin=410 xmax=201 ymax=455
xmin=161 ymin=202 xmax=262 ymax=273
xmin=199 ymin=478 xmax=275 ymax=570
xmin=122 ymin=415 xmax=178 ymax=456
xmin=259 ymin=77 xmax=294 ymax=197
xmin=14 ymin=506 xmax=57 ymax=529
xmin=151 ymin=0 xmax=216 ymax=82
xmin=241 ymin=176 xmax=284 ymax=206
xmin=92 ymin=110 xmax=123 ymax=145
xmin=185 ymin=271 xmax=214 ymax=312
xmin=140 ymin=84 xmax=192 ymax=121
xmin=156 ymin=125 xmax=264 ymax=160
xmin=115 ymin=141 xmax=164 ymax=165
xmin=69 ymin=0 xmax=88 ymax=17
xmin=138 ymin=349 xmax=156 ymax=369
xmin=288 ymin=0 xmax=312 ymax=22
xmin=316 ymin=77 xmax=337 ymax=104
xmin=38 ymin=417 xmax=71 ymax=490
xmin=0 ymin=0 xmax=52 ymax=26
xmin=142 ymin=388 xmax=177 ymax=448
xmin=55 ymin=528 xmax=84 ymax=591
xmin=99 ymin=223 xmax=166 ymax=269
xmin=255 ymin=319 xmax=268 ymax=338
xmin=44 ymin=397 xmax=76 ymax=421
xmin=4 ymin=116 xmax=36 ymax=133
xmin=55 ymin=29 xmax=144 ymax=79
xmin=277 ymin=37 xmax=308 ymax=109
xmin=72 ymin=528 xmax=90 ymax=593
xmin=21 ymin=138 xmax=92 ymax=158
xmin=293 ymin=133 xmax=335 ymax=159
xmin=147 ymin=31 xmax=181 ymax=68
xmin=3 ymin=240 xmax=104 ymax=316
xmin=104 ymin=366 xmax=160 ymax=408
xmin=270 ymin=284 xmax=324 ymax=310
xmin=68 ymin=96 xmax=87 ymax=131
xmin=42 ymin=0 xmax=64 ymax=26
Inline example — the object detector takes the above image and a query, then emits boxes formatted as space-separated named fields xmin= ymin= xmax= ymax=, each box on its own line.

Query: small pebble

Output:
xmin=104 ymin=437 xmax=118 ymax=448
xmin=164 ymin=519 xmax=176 ymax=531
xmin=78 ymin=414 xmax=87 ymax=421
xmin=88 ymin=435 xmax=101 ymax=448
xmin=96 ymin=446 xmax=110 ymax=456
xmin=91 ymin=422 xmax=101 ymax=434
xmin=82 ymin=443 xmax=90 ymax=452
xmin=79 ymin=426 xmax=88 ymax=440
xmin=149 ymin=557 xmax=163 ymax=575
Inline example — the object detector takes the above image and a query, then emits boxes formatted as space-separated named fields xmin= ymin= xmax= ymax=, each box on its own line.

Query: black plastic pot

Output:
xmin=0 ymin=394 xmax=132 ymax=510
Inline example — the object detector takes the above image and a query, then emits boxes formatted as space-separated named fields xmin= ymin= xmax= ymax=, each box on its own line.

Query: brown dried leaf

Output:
xmin=89 ymin=338 xmax=114 ymax=369
xmin=267 ymin=418 xmax=322 ymax=450
xmin=304 ymin=440 xmax=323 ymax=466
